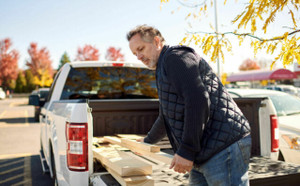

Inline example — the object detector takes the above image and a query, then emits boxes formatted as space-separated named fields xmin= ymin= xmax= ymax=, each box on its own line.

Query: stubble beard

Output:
xmin=147 ymin=50 xmax=160 ymax=70
xmin=147 ymin=59 xmax=157 ymax=70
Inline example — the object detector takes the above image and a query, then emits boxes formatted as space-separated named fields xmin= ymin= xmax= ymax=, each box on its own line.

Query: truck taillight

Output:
xmin=270 ymin=115 xmax=279 ymax=152
xmin=66 ymin=122 xmax=88 ymax=171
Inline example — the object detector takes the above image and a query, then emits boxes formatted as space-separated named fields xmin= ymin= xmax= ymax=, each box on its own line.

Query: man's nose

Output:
xmin=137 ymin=53 xmax=143 ymax=60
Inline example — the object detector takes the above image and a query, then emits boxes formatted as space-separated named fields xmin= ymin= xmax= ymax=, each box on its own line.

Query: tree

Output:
xmin=15 ymin=71 xmax=27 ymax=93
xmin=26 ymin=43 xmax=54 ymax=88
xmin=24 ymin=69 xmax=36 ymax=92
xmin=0 ymin=38 xmax=19 ymax=90
xmin=33 ymin=69 xmax=53 ymax=87
xmin=239 ymin=58 xmax=260 ymax=71
xmin=76 ymin=45 xmax=99 ymax=61
xmin=105 ymin=47 xmax=125 ymax=61
xmin=161 ymin=0 xmax=300 ymax=69
xmin=58 ymin=52 xmax=71 ymax=69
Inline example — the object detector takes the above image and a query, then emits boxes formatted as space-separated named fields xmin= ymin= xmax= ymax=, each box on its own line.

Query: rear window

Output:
xmin=61 ymin=67 xmax=158 ymax=100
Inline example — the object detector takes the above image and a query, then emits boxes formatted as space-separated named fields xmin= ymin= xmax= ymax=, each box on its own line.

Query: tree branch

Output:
xmin=187 ymin=29 xmax=300 ymax=41
xmin=176 ymin=0 xmax=207 ymax=8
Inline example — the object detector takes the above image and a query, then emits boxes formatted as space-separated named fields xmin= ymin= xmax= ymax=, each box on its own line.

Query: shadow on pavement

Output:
xmin=0 ymin=155 xmax=53 ymax=186
xmin=0 ymin=117 xmax=37 ymax=124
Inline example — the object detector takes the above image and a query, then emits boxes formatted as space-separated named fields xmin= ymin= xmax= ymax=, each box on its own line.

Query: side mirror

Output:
xmin=29 ymin=95 xmax=40 ymax=106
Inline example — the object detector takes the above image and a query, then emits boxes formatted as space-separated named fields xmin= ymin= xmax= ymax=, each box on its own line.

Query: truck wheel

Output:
xmin=51 ymin=149 xmax=58 ymax=186
xmin=34 ymin=108 xmax=39 ymax=122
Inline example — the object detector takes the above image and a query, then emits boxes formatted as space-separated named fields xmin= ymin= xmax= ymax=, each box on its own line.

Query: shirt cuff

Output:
xmin=176 ymin=143 xmax=197 ymax=161
xmin=144 ymin=133 xmax=157 ymax=144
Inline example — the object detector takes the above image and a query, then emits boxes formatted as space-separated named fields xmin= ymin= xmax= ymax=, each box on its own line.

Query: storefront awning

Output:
xmin=227 ymin=69 xmax=298 ymax=82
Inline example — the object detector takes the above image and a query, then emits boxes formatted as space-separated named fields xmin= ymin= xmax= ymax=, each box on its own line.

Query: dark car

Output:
xmin=29 ymin=88 xmax=50 ymax=121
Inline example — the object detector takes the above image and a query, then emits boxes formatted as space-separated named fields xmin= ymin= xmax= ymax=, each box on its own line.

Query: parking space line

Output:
xmin=0 ymin=158 xmax=24 ymax=168
xmin=0 ymin=165 xmax=23 ymax=175
xmin=11 ymin=179 xmax=32 ymax=186
xmin=0 ymin=174 xmax=23 ymax=185
xmin=0 ymin=154 xmax=33 ymax=185
xmin=0 ymin=110 xmax=6 ymax=119
xmin=23 ymin=156 xmax=32 ymax=186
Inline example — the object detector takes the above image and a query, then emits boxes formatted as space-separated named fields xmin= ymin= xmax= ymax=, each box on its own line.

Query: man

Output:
xmin=127 ymin=25 xmax=251 ymax=185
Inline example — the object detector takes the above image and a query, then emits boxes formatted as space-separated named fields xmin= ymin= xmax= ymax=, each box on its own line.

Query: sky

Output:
xmin=0 ymin=0 xmax=296 ymax=74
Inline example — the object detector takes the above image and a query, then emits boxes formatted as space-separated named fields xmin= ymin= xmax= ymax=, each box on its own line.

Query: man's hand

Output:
xmin=136 ymin=137 xmax=144 ymax=142
xmin=169 ymin=154 xmax=193 ymax=174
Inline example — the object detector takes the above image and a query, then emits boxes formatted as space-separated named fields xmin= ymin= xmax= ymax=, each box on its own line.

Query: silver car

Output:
xmin=228 ymin=88 xmax=300 ymax=164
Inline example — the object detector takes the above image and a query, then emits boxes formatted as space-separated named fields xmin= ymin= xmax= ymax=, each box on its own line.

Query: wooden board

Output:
xmin=103 ymin=136 xmax=122 ymax=146
xmin=102 ymin=136 xmax=173 ymax=164
xmin=108 ymin=168 xmax=154 ymax=186
xmin=121 ymin=138 xmax=160 ymax=153
xmin=117 ymin=134 xmax=146 ymax=140
xmin=93 ymin=146 xmax=152 ymax=177
xmin=116 ymin=134 xmax=172 ymax=149
xmin=124 ymin=151 xmax=189 ymax=186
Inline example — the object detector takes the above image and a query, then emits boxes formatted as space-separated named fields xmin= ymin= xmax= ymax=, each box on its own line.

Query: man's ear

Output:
xmin=154 ymin=36 xmax=161 ymax=48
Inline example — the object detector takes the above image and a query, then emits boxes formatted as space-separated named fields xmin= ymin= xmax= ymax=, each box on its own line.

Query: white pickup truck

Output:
xmin=29 ymin=61 xmax=300 ymax=186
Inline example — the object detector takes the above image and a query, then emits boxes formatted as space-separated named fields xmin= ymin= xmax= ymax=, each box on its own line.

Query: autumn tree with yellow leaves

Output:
xmin=26 ymin=43 xmax=54 ymax=88
xmin=161 ymin=0 xmax=300 ymax=69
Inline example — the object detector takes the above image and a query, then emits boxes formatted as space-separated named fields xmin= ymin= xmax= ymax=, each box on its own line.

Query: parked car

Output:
xmin=29 ymin=88 xmax=50 ymax=121
xmin=0 ymin=87 xmax=6 ymax=99
xmin=228 ymin=88 xmax=300 ymax=164
xmin=265 ymin=84 xmax=299 ymax=97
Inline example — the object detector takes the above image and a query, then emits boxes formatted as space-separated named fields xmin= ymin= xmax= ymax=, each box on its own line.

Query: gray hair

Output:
xmin=127 ymin=24 xmax=165 ymax=44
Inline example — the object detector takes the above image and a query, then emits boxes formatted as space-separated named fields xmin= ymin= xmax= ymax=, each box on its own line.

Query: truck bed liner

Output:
xmin=88 ymin=100 xmax=159 ymax=137
xmin=249 ymin=157 xmax=300 ymax=185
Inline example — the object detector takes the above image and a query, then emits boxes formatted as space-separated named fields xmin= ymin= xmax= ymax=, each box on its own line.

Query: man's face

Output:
xmin=129 ymin=34 xmax=162 ymax=70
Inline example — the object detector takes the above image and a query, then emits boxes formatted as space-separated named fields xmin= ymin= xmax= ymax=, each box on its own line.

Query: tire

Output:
xmin=278 ymin=150 xmax=285 ymax=161
xmin=34 ymin=108 xmax=39 ymax=122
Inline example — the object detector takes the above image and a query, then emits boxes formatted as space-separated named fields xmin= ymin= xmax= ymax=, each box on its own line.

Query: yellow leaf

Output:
xmin=270 ymin=61 xmax=276 ymax=70
xmin=185 ymin=13 xmax=191 ymax=20
xmin=290 ymin=10 xmax=297 ymax=27
xmin=181 ymin=36 xmax=187 ymax=44
xmin=283 ymin=32 xmax=289 ymax=41
xmin=251 ymin=18 xmax=256 ymax=33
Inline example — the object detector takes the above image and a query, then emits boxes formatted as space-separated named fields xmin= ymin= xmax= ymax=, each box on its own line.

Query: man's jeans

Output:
xmin=189 ymin=135 xmax=252 ymax=186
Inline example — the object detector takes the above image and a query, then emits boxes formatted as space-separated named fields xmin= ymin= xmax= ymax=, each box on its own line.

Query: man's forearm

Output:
xmin=144 ymin=114 xmax=166 ymax=144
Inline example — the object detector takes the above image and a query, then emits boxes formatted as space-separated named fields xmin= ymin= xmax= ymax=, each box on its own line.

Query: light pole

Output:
xmin=214 ymin=0 xmax=221 ymax=77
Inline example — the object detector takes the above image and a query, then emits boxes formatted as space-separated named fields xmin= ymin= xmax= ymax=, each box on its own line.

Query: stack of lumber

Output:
xmin=93 ymin=146 xmax=154 ymax=185
xmin=92 ymin=134 xmax=188 ymax=186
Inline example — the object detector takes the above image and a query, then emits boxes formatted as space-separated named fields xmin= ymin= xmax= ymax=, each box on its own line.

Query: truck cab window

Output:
xmin=60 ymin=67 xmax=158 ymax=100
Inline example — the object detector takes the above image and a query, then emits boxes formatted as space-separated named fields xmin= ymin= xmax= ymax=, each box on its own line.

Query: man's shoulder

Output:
xmin=165 ymin=45 xmax=195 ymax=55
xmin=163 ymin=45 xmax=196 ymax=60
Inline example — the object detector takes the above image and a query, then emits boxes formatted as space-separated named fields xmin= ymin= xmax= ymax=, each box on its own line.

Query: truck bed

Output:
xmin=89 ymin=97 xmax=300 ymax=186
xmin=91 ymin=136 xmax=300 ymax=186
xmin=88 ymin=99 xmax=159 ymax=137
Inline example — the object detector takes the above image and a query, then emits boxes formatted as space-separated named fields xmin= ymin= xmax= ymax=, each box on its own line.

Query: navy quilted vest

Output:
xmin=156 ymin=45 xmax=251 ymax=164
